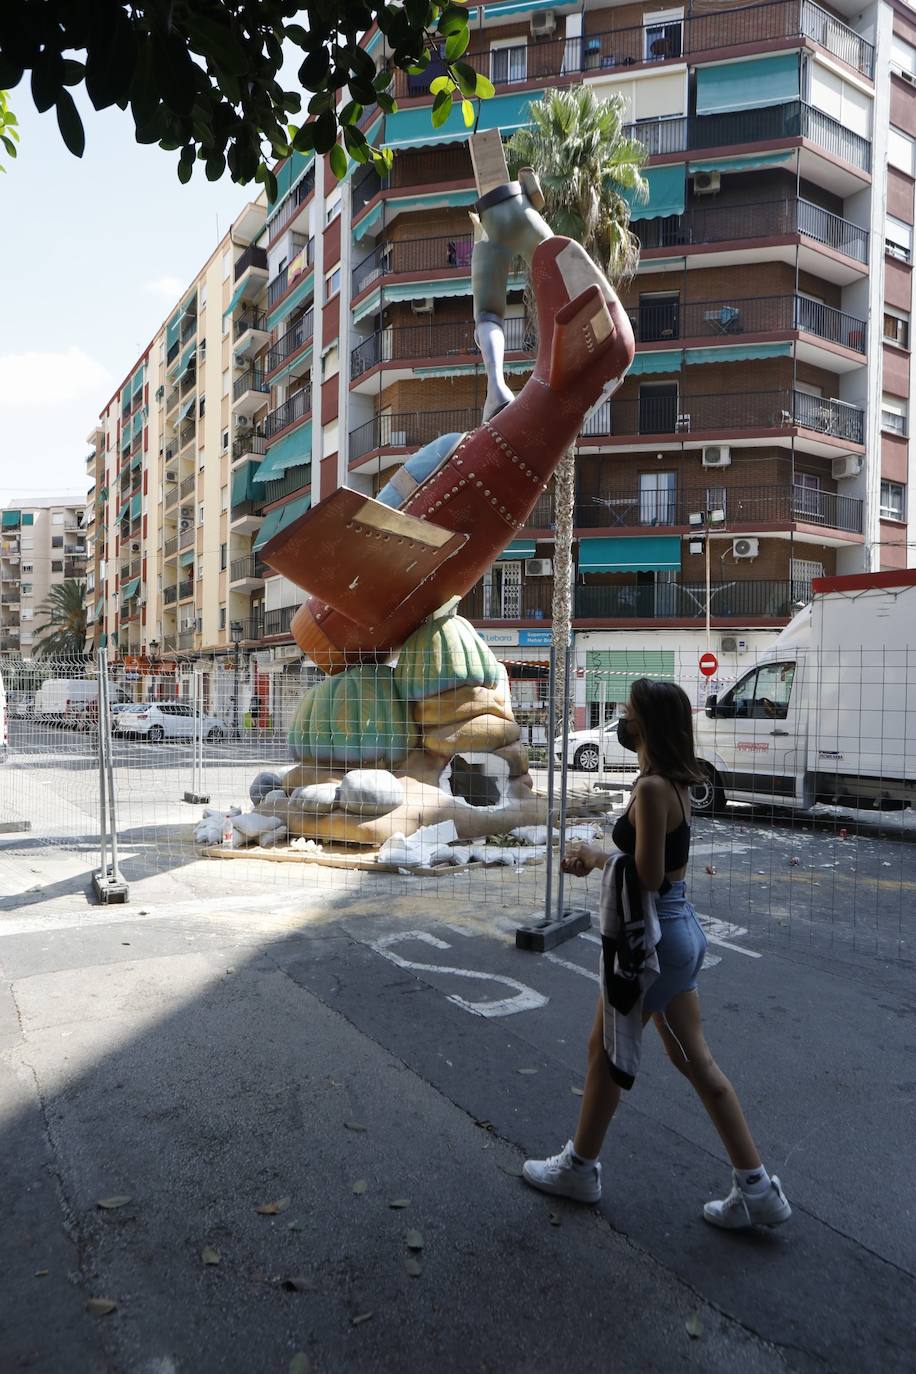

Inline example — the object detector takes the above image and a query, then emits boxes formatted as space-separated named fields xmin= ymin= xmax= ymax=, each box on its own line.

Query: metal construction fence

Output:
xmin=0 ymin=644 xmax=913 ymax=961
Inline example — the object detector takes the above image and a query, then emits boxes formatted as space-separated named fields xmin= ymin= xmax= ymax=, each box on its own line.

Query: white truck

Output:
xmin=33 ymin=678 xmax=129 ymax=727
xmin=691 ymin=570 xmax=916 ymax=814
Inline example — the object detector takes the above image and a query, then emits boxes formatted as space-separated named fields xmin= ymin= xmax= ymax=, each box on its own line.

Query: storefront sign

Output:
xmin=477 ymin=629 xmax=519 ymax=646
xmin=519 ymin=629 xmax=553 ymax=646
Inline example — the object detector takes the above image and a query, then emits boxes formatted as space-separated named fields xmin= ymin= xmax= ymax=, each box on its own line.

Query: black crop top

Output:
xmin=612 ymin=777 xmax=691 ymax=873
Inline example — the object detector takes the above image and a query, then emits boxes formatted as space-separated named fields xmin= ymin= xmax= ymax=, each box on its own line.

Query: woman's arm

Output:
xmin=632 ymin=777 xmax=668 ymax=892
xmin=560 ymin=841 xmax=609 ymax=877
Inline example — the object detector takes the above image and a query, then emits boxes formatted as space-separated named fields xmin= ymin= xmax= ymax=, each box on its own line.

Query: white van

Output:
xmin=33 ymin=678 xmax=129 ymax=726
xmin=0 ymin=664 xmax=7 ymax=759
xmin=691 ymin=570 xmax=916 ymax=814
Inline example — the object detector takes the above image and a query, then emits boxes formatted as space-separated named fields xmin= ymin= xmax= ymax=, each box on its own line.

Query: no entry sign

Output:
xmin=699 ymin=652 xmax=718 ymax=678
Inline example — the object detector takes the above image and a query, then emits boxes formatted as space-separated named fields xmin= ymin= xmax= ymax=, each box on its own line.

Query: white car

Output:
xmin=554 ymin=718 xmax=638 ymax=773
xmin=114 ymin=702 xmax=226 ymax=743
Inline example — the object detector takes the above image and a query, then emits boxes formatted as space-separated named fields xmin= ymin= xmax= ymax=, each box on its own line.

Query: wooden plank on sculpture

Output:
xmin=470 ymin=130 xmax=510 ymax=196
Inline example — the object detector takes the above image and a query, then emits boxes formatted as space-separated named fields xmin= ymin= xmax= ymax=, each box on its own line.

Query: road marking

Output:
xmin=544 ymin=952 xmax=599 ymax=983
xmin=370 ymin=931 xmax=547 ymax=1018
xmin=581 ymin=918 xmax=760 ymax=960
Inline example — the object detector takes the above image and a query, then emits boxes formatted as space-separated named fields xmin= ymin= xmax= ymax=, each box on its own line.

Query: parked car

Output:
xmin=554 ymin=716 xmax=637 ymax=773
xmin=6 ymin=691 xmax=33 ymax=719
xmin=113 ymin=701 xmax=226 ymax=743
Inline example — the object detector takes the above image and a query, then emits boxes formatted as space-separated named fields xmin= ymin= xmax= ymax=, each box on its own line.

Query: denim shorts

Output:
xmin=642 ymin=881 xmax=708 ymax=1015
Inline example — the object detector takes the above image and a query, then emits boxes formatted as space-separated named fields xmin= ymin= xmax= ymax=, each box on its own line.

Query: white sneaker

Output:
xmin=522 ymin=1141 xmax=602 ymax=1204
xmin=703 ymin=1170 xmax=792 ymax=1230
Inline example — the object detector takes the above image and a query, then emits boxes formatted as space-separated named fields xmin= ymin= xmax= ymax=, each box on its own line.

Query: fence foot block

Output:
xmin=516 ymin=907 xmax=592 ymax=952
xmin=183 ymin=792 xmax=210 ymax=805
xmin=0 ymin=820 xmax=31 ymax=833
xmin=92 ymin=871 xmax=130 ymax=904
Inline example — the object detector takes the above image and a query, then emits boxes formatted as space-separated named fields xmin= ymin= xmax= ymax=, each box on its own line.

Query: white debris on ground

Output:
xmin=194 ymin=806 xmax=287 ymax=848
xmin=290 ymin=837 xmax=324 ymax=853
xmin=509 ymin=821 xmax=605 ymax=846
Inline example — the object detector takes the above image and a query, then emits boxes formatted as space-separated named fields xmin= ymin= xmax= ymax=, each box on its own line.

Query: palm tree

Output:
xmin=508 ymin=88 xmax=646 ymax=733
xmin=33 ymin=578 xmax=87 ymax=659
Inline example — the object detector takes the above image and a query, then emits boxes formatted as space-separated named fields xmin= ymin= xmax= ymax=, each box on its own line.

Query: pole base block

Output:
xmin=515 ymin=906 xmax=592 ymax=952
xmin=183 ymin=792 xmax=210 ymax=805
xmin=92 ymin=870 xmax=129 ymax=904
xmin=0 ymin=820 xmax=31 ymax=833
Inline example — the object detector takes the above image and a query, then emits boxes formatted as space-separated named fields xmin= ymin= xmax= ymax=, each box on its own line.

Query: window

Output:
xmin=321 ymin=343 xmax=340 ymax=380
xmin=325 ymin=189 xmax=341 ymax=224
xmin=198 ymin=504 xmax=205 ymax=525
xmin=199 ymin=396 xmax=206 ymax=418
xmin=222 ymin=429 xmax=229 ymax=451
xmin=222 ymin=249 xmax=231 ymax=280
xmin=490 ymin=39 xmax=527 ymax=85
xmin=21 ymin=607 xmax=34 ymax=620
xmin=884 ymin=306 xmax=910 ymax=349
xmin=51 ymin=561 xmax=63 ymax=573
xmin=219 ymin=606 xmax=226 ymax=630
xmin=718 ymin=662 xmax=796 ymax=720
xmin=51 ymin=535 xmax=63 ymax=548
xmin=21 ymin=582 xmax=32 ymax=596
xmin=888 ymin=126 xmax=915 ymax=177
xmin=197 ymin=561 xmax=204 ymax=580
xmin=222 ymin=368 xmax=230 ymax=397
xmin=881 ymin=393 xmax=908 ymax=436
xmin=886 ymin=216 xmax=913 ymax=263
xmin=638 ymin=382 xmax=679 ymax=434
xmin=639 ymin=471 xmax=677 ymax=524
xmin=220 ymin=485 xmax=228 ymax=512
xmin=52 ymin=512 xmax=64 ymax=524
xmin=325 ymin=267 xmax=341 ymax=299
xmin=220 ymin=542 xmax=227 ymax=571
xmin=638 ymin=292 xmax=679 ymax=342
xmin=22 ymin=562 xmax=33 ymax=574
xmin=199 ymin=282 xmax=207 ymax=308
xmin=644 ymin=9 xmax=683 ymax=61
xmin=892 ymin=34 xmax=916 ymax=77
xmin=880 ymin=480 xmax=906 ymax=521
xmin=794 ymin=473 xmax=823 ymax=521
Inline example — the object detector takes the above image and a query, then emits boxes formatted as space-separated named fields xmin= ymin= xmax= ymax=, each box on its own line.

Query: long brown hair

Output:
xmin=627 ymin=678 xmax=705 ymax=784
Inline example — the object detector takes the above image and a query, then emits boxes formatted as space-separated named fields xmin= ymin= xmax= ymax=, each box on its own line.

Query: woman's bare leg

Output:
xmin=654 ymin=989 xmax=761 ymax=1170
xmin=573 ymin=995 xmax=622 ymax=1159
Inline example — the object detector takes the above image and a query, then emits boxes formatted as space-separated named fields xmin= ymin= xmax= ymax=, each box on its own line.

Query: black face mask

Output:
xmin=617 ymin=717 xmax=639 ymax=753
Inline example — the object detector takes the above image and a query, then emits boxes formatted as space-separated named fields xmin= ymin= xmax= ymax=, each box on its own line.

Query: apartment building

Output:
xmin=86 ymin=0 xmax=915 ymax=729
xmin=0 ymin=498 xmax=88 ymax=656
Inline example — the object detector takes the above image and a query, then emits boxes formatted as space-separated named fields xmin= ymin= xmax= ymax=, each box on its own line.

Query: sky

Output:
xmin=0 ymin=87 xmax=257 ymax=509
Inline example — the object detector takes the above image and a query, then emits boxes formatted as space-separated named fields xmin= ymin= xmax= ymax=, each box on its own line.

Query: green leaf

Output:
xmin=2 ymin=135 xmax=18 ymax=159
xmin=453 ymin=61 xmax=478 ymax=99
xmin=61 ymin=60 xmax=85 ymax=87
xmin=313 ymin=109 xmax=336 ymax=154
xmin=285 ymin=24 xmax=310 ymax=46
xmin=177 ymin=158 xmax=193 ymax=185
xmin=373 ymin=70 xmax=393 ymax=91
xmin=438 ymin=7 xmax=470 ymax=38
xmin=308 ymin=89 xmax=333 ymax=115
xmin=375 ymin=91 xmax=397 ymax=115
xmin=55 ymin=91 xmax=85 ymax=157
xmin=339 ymin=101 xmax=363 ymax=127
xmin=474 ymin=74 xmax=495 ymax=100
xmin=406 ymin=53 xmax=431 ymax=76
xmin=205 ymin=151 xmax=225 ymax=181
xmin=429 ymin=75 xmax=455 ymax=95
xmin=329 ymin=142 xmax=347 ymax=180
xmin=461 ymin=99 xmax=475 ymax=128
xmin=431 ymin=88 xmax=452 ymax=129
xmin=343 ymin=128 xmax=369 ymax=163
xmin=293 ymin=124 xmax=315 ymax=153
xmin=445 ymin=28 xmax=470 ymax=61
xmin=96 ymin=1195 xmax=132 ymax=1210
xmin=298 ymin=50 xmax=330 ymax=88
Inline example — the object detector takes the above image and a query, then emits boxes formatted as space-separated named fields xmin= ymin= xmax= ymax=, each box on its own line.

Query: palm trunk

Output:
xmin=551 ymin=445 xmax=575 ymax=735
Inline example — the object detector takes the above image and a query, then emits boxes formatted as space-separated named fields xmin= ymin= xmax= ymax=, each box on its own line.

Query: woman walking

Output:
xmin=524 ymin=679 xmax=791 ymax=1230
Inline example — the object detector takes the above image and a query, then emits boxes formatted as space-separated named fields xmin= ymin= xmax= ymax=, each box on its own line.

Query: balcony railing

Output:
xmin=263 ymin=382 xmax=312 ymax=438
xmin=458 ymin=579 xmax=555 ymax=622
xmin=636 ymin=196 xmax=869 ymax=264
xmin=179 ymin=473 xmax=196 ymax=500
xmin=178 ymin=629 xmax=196 ymax=651
xmin=232 ymin=368 xmax=270 ymax=403
xmin=574 ymin=579 xmax=810 ymax=621
xmin=262 ymin=463 xmax=311 ymax=505
xmin=235 ymin=308 xmax=268 ymax=339
xmin=351 ymin=316 xmax=532 ymax=379
xmin=230 ymin=555 xmax=266 ymax=583
xmin=232 ymin=433 xmax=267 ymax=461
xmin=163 ymin=585 xmax=178 ymax=605
xmin=267 ymin=308 xmax=315 ymax=372
xmin=575 ymin=483 xmax=862 ymax=534
xmin=266 ymin=166 xmax=315 ymax=241
xmin=236 ymin=616 xmax=265 ymax=643
xmin=178 ymin=579 xmax=194 ymax=601
xmin=583 ymin=389 xmax=864 ymax=445
xmin=266 ymin=238 xmax=315 ymax=308
xmin=353 ymin=234 xmax=475 ymax=295
xmin=352 ymin=169 xmax=384 ymax=216
xmin=349 ymin=407 xmax=480 ymax=460
xmin=164 ymin=536 xmax=178 ymax=558
xmin=234 ymin=243 xmax=268 ymax=280
xmin=626 ymin=294 xmax=866 ymax=351
xmin=179 ymin=526 xmax=195 ymax=551
xmin=264 ymin=605 xmax=297 ymax=637
xmin=625 ymin=101 xmax=871 ymax=172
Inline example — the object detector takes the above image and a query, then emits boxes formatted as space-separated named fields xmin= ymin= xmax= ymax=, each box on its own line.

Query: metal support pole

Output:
xmin=542 ymin=642 xmax=557 ymax=923
xmin=96 ymin=648 xmax=108 ymax=881
xmin=705 ymin=531 xmax=711 ymax=651
xmin=93 ymin=648 xmax=128 ymax=902
xmin=597 ymin=676 xmax=607 ymax=789
xmin=555 ymin=638 xmax=573 ymax=920
xmin=183 ymin=669 xmax=209 ymax=804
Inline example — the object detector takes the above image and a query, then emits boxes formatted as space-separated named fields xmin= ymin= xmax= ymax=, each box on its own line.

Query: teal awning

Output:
xmin=268 ymin=152 xmax=313 ymax=214
xmin=476 ymin=90 xmax=542 ymax=135
xmin=353 ymin=201 xmax=384 ymax=242
xmin=688 ymin=151 xmax=796 ymax=174
xmin=130 ymin=492 xmax=142 ymax=520
xmin=178 ymin=395 xmax=196 ymax=423
xmin=166 ymin=311 xmax=181 ymax=351
xmin=1 ymin=511 xmax=20 ymax=528
xmin=267 ymin=274 xmax=314 ymax=332
xmin=579 ymin=536 xmax=682 ymax=573
xmin=254 ymin=424 xmax=312 ymax=482
xmin=254 ymin=493 xmax=312 ymax=551
xmin=223 ymin=278 xmax=250 ymax=318
xmin=179 ymin=548 xmax=195 ymax=567
xmin=630 ymin=350 xmax=683 ymax=375
xmin=388 ymin=190 xmax=478 ymax=216
xmin=171 ymin=342 xmax=196 ymax=381
xmin=696 ymin=54 xmax=800 ymax=115
xmin=130 ymin=452 xmax=143 ymax=471
xmin=132 ymin=408 xmax=144 ymax=436
xmin=118 ymin=500 xmax=130 ymax=522
xmin=686 ymin=342 xmax=792 ymax=365
xmin=383 ymin=102 xmax=472 ymax=151
xmin=131 ymin=364 xmax=144 ymax=395
xmin=231 ymin=462 xmax=264 ymax=506
xmin=468 ymin=0 xmax=557 ymax=15
xmin=585 ymin=649 xmax=676 ymax=700
xmin=624 ymin=165 xmax=686 ymax=222
xmin=121 ymin=577 xmax=140 ymax=600
xmin=496 ymin=540 xmax=536 ymax=559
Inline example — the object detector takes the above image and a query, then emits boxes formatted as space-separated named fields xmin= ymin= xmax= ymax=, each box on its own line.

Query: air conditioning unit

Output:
xmin=131 ymin=541 xmax=140 ymax=553
xmin=526 ymin=558 xmax=553 ymax=576
xmin=720 ymin=635 xmax=747 ymax=654
xmin=155 ymin=386 xmax=165 ymax=401
xmin=732 ymin=537 xmax=759 ymax=560
xmin=831 ymin=455 xmax=863 ymax=480
xmin=530 ymin=9 xmax=556 ymax=35
xmin=702 ymin=445 xmax=731 ymax=468
xmin=234 ymin=416 xmax=252 ymax=430
xmin=411 ymin=297 xmax=434 ymax=315
xmin=179 ymin=518 xmax=191 ymax=531
xmin=166 ymin=472 xmax=177 ymax=483
xmin=899 ymin=68 xmax=916 ymax=85
xmin=693 ymin=171 xmax=721 ymax=196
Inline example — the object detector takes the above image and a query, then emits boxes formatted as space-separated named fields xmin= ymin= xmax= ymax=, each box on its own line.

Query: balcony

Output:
xmin=349 ymin=407 xmax=480 ymax=462
xmin=625 ymin=101 xmax=871 ymax=178
xmin=636 ymin=197 xmax=869 ymax=279
xmin=178 ymin=629 xmax=196 ymax=651
xmin=353 ymin=234 xmax=476 ymax=295
xmin=459 ymin=579 xmax=554 ymax=623
xmin=266 ymin=309 xmax=315 ymax=375
xmin=232 ymin=368 xmax=270 ymax=419
xmin=235 ymin=616 xmax=265 ymax=643
xmin=583 ymin=388 xmax=864 ymax=448
xmin=626 ymin=294 xmax=866 ymax=364
xmin=179 ymin=526 xmax=195 ymax=551
xmin=263 ymin=604 xmax=298 ymax=638
xmin=178 ymin=579 xmax=194 ymax=602
xmin=234 ymin=308 xmax=270 ymax=357
xmin=574 ymin=579 xmax=808 ymax=622
xmin=575 ymin=483 xmax=863 ymax=536
xmin=65 ymin=559 xmax=86 ymax=578
xmin=267 ymin=238 xmax=315 ymax=309
xmin=179 ymin=473 xmax=196 ymax=501
xmin=351 ymin=316 xmax=532 ymax=381
xmin=234 ymin=243 xmax=268 ymax=282
xmin=164 ymin=476 xmax=180 ymax=510
xmin=263 ymin=382 xmax=312 ymax=439
xmin=232 ymin=432 xmax=267 ymax=464
xmin=229 ymin=554 xmax=266 ymax=590
xmin=163 ymin=585 xmax=178 ymax=605
xmin=266 ymin=165 xmax=315 ymax=242
xmin=261 ymin=463 xmax=311 ymax=505
xmin=164 ymin=536 xmax=178 ymax=558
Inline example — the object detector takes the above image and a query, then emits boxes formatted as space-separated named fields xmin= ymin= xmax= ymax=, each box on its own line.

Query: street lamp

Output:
xmin=688 ymin=505 xmax=727 ymax=650
xmin=230 ymin=620 xmax=244 ymax=738
xmin=148 ymin=638 xmax=160 ymax=702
